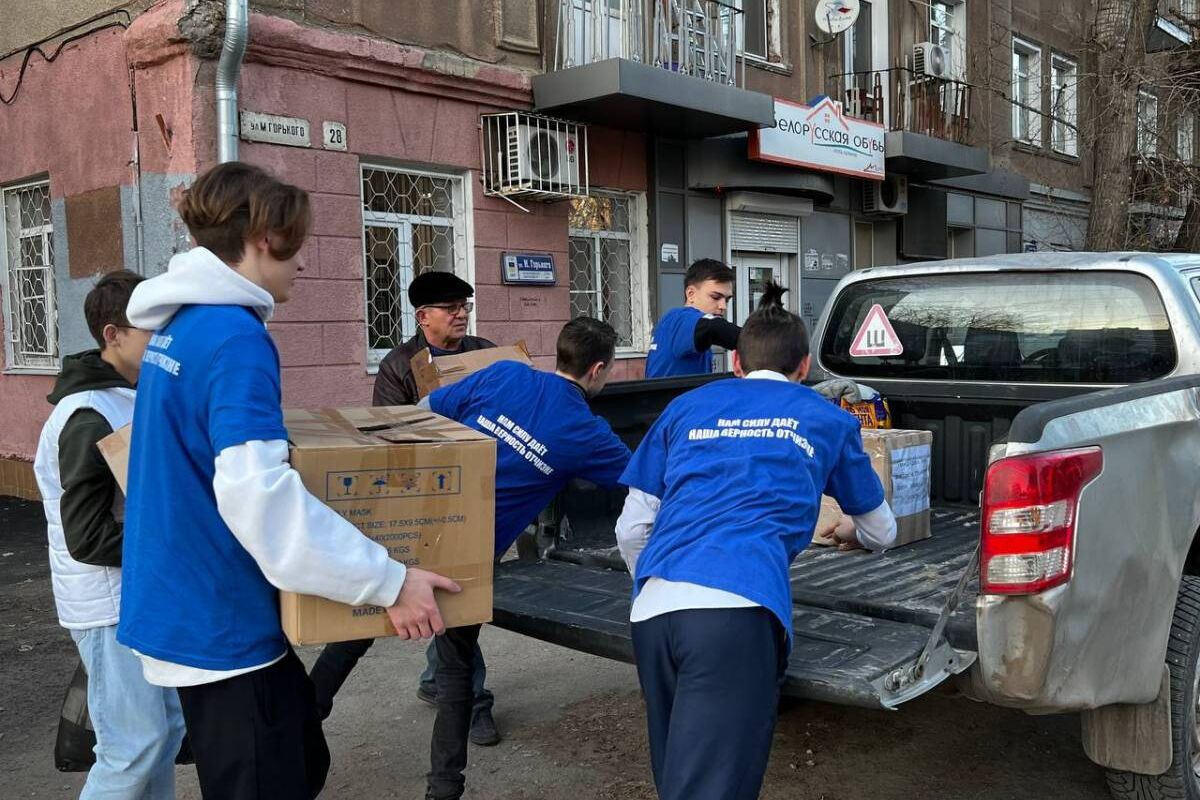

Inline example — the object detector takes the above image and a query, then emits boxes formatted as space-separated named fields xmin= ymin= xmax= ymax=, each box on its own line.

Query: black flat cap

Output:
xmin=408 ymin=271 xmax=475 ymax=307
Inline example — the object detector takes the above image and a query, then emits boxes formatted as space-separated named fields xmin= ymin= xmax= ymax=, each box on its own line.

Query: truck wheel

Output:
xmin=1106 ymin=576 xmax=1200 ymax=800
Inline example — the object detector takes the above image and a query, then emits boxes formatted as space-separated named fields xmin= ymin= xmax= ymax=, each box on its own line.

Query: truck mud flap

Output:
xmin=493 ymin=560 xmax=976 ymax=710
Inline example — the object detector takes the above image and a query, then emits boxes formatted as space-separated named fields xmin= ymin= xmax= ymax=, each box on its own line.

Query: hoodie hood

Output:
xmin=47 ymin=350 xmax=131 ymax=405
xmin=126 ymin=247 xmax=274 ymax=331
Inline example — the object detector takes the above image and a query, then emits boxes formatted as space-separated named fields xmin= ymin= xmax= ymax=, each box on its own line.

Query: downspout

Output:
xmin=215 ymin=0 xmax=248 ymax=163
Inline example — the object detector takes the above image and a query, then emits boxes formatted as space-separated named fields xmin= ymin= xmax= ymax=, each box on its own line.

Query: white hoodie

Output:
xmin=127 ymin=248 xmax=407 ymax=687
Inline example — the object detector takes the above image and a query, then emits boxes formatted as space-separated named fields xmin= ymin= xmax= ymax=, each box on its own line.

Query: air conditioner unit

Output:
xmin=913 ymin=42 xmax=950 ymax=78
xmin=480 ymin=112 xmax=588 ymax=201
xmin=863 ymin=175 xmax=909 ymax=215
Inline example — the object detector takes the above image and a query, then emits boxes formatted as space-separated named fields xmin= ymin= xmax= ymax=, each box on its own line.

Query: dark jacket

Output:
xmin=373 ymin=331 xmax=496 ymax=407
xmin=47 ymin=351 xmax=133 ymax=568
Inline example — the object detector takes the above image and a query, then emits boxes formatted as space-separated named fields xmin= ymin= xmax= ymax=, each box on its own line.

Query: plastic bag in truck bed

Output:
xmin=813 ymin=379 xmax=892 ymax=429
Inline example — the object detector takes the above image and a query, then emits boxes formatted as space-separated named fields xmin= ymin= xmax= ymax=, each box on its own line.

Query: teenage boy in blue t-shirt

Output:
xmin=616 ymin=284 xmax=897 ymax=800
xmin=644 ymin=259 xmax=742 ymax=378
xmin=118 ymin=162 xmax=459 ymax=800
xmin=421 ymin=317 xmax=632 ymax=800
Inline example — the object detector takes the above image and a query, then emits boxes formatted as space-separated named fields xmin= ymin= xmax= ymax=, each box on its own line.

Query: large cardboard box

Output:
xmin=98 ymin=406 xmax=496 ymax=645
xmin=813 ymin=428 xmax=933 ymax=549
xmin=411 ymin=341 xmax=533 ymax=399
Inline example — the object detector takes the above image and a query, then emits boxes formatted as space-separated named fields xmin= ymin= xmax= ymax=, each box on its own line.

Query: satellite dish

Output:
xmin=815 ymin=0 xmax=861 ymax=35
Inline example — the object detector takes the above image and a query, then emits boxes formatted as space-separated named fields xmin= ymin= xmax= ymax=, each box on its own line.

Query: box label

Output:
xmin=324 ymin=466 xmax=462 ymax=501
xmin=890 ymin=444 xmax=931 ymax=517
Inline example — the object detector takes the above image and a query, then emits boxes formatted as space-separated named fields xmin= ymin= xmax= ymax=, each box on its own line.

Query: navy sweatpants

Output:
xmin=631 ymin=607 xmax=787 ymax=800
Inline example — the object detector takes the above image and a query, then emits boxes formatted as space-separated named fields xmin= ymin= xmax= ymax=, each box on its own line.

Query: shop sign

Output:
xmin=749 ymin=96 xmax=885 ymax=181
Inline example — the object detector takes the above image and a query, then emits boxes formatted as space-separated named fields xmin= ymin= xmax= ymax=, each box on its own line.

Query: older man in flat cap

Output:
xmin=308 ymin=269 xmax=502 ymax=746
xmin=373 ymin=271 xmax=497 ymax=407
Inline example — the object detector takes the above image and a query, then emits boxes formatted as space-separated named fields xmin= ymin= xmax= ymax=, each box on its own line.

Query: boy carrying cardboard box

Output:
xmin=116 ymin=162 xmax=459 ymax=800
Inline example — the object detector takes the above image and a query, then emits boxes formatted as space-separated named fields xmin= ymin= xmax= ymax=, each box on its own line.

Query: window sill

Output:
xmin=616 ymin=349 xmax=648 ymax=360
xmin=743 ymin=56 xmax=792 ymax=77
xmin=1012 ymin=141 xmax=1044 ymax=156
xmin=3 ymin=365 xmax=60 ymax=376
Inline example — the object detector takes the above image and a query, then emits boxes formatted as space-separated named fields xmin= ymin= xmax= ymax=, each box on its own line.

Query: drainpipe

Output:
xmin=216 ymin=0 xmax=248 ymax=163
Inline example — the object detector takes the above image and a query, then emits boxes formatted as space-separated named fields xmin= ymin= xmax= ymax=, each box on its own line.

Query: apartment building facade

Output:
xmin=0 ymin=0 xmax=1192 ymax=494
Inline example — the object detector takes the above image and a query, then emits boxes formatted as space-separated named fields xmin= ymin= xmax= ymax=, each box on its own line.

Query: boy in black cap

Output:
xmin=309 ymin=269 xmax=502 ymax=746
xmin=372 ymin=271 xmax=496 ymax=406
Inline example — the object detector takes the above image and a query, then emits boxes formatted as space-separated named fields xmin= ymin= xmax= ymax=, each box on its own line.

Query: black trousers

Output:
xmin=426 ymin=624 xmax=483 ymax=800
xmin=309 ymin=635 xmax=492 ymax=721
xmin=631 ymin=607 xmax=786 ymax=800
xmin=176 ymin=648 xmax=330 ymax=800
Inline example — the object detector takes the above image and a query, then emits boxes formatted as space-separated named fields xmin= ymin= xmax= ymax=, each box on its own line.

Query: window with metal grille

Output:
xmin=2 ymin=180 xmax=58 ymax=370
xmin=568 ymin=191 xmax=647 ymax=353
xmin=361 ymin=166 xmax=470 ymax=368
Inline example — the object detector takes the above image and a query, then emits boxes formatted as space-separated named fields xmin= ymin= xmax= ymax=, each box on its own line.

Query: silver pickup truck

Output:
xmin=492 ymin=252 xmax=1200 ymax=800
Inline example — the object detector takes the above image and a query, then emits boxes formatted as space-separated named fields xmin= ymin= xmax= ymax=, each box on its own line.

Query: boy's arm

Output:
xmin=57 ymin=410 xmax=123 ymax=567
xmin=615 ymin=488 xmax=659 ymax=577
xmin=692 ymin=315 xmax=741 ymax=353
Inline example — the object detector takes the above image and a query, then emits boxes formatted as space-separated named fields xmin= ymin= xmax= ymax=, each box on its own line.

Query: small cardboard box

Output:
xmin=411 ymin=341 xmax=533 ymax=399
xmin=98 ymin=407 xmax=497 ymax=645
xmin=813 ymin=428 xmax=933 ymax=549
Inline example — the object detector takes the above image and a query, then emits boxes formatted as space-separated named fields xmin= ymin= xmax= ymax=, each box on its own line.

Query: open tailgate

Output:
xmin=494 ymin=535 xmax=977 ymax=711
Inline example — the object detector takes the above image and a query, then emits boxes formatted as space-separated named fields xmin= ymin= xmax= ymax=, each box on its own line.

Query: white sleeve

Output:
xmin=615 ymin=488 xmax=660 ymax=577
xmin=417 ymin=396 xmax=432 ymax=410
xmin=851 ymin=501 xmax=898 ymax=552
xmin=213 ymin=440 xmax=408 ymax=607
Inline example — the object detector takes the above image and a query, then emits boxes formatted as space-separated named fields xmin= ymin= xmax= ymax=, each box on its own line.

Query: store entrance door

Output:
xmin=731 ymin=251 xmax=789 ymax=325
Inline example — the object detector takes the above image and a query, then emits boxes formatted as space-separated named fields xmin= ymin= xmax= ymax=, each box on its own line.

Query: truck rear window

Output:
xmin=820 ymin=271 xmax=1176 ymax=383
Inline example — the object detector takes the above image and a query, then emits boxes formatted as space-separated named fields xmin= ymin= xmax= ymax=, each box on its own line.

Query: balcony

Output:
xmin=830 ymin=67 xmax=988 ymax=180
xmin=533 ymin=0 xmax=775 ymax=139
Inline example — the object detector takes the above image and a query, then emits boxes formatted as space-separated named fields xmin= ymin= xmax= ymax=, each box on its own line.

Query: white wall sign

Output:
xmin=661 ymin=243 xmax=680 ymax=263
xmin=749 ymin=96 xmax=885 ymax=181
xmin=815 ymin=0 xmax=860 ymax=35
xmin=323 ymin=121 xmax=348 ymax=151
xmin=240 ymin=111 xmax=311 ymax=148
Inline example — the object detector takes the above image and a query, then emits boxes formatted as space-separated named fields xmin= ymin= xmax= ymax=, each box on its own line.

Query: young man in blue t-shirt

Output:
xmin=616 ymin=284 xmax=896 ymax=800
xmin=422 ymin=317 xmax=632 ymax=800
xmin=118 ymin=163 xmax=459 ymax=800
xmin=644 ymin=258 xmax=742 ymax=378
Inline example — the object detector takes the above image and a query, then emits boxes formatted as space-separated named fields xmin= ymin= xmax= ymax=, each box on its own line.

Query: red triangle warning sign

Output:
xmin=849 ymin=304 xmax=904 ymax=358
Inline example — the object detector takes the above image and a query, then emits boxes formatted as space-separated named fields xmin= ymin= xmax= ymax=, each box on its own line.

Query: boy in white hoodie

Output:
xmin=116 ymin=162 xmax=459 ymax=800
xmin=35 ymin=270 xmax=186 ymax=799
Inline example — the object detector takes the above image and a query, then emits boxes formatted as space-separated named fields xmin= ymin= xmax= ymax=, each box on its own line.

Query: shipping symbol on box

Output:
xmin=325 ymin=466 xmax=461 ymax=501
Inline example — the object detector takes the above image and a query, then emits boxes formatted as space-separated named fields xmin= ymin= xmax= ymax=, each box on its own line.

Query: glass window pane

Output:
xmin=947 ymin=193 xmax=973 ymax=226
xmin=976 ymin=198 xmax=1006 ymax=228
xmin=741 ymin=0 xmax=767 ymax=59
xmin=975 ymin=228 xmax=1006 ymax=256
xmin=820 ymin=272 xmax=1176 ymax=383
xmin=601 ymin=238 xmax=634 ymax=346
xmin=1007 ymin=202 xmax=1022 ymax=231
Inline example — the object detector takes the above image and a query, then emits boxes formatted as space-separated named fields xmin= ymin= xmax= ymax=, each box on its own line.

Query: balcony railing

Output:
xmin=555 ymin=0 xmax=746 ymax=88
xmin=830 ymin=68 xmax=973 ymax=145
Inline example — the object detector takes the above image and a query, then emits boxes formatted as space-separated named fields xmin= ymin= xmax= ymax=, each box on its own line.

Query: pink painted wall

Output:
xmin=0 ymin=25 xmax=132 ymax=460
xmin=233 ymin=23 xmax=651 ymax=411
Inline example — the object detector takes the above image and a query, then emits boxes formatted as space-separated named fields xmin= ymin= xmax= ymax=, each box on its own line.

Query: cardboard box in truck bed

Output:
xmin=813 ymin=428 xmax=933 ymax=549
xmin=98 ymin=406 xmax=497 ymax=645
xmin=411 ymin=341 xmax=533 ymax=399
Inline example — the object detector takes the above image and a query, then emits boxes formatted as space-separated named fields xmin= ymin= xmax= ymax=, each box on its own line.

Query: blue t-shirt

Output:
xmin=645 ymin=306 xmax=712 ymax=378
xmin=118 ymin=305 xmax=290 ymax=671
xmin=620 ymin=377 xmax=884 ymax=646
xmin=429 ymin=361 xmax=631 ymax=554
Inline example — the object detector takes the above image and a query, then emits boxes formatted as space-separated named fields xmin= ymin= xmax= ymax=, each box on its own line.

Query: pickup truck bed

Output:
xmin=493 ymin=506 xmax=979 ymax=708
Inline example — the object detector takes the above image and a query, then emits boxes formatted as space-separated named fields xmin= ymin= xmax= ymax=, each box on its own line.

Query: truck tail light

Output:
xmin=980 ymin=447 xmax=1102 ymax=595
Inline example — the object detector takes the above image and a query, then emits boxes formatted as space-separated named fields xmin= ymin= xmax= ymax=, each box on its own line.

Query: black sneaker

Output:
xmin=416 ymin=684 xmax=437 ymax=706
xmin=469 ymin=706 xmax=501 ymax=747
